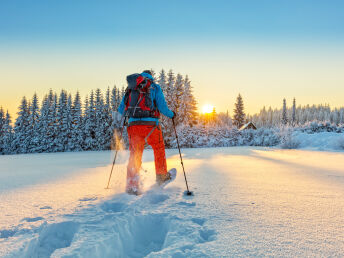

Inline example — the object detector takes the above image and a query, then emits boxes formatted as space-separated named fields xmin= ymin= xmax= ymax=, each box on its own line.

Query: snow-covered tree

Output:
xmin=173 ymin=74 xmax=184 ymax=125
xmin=56 ymin=90 xmax=69 ymax=152
xmin=104 ymin=87 xmax=113 ymax=150
xmin=48 ymin=93 xmax=59 ymax=152
xmin=27 ymin=93 xmax=40 ymax=152
xmin=233 ymin=94 xmax=245 ymax=128
xmin=83 ymin=91 xmax=97 ymax=150
xmin=111 ymin=85 xmax=120 ymax=112
xmin=0 ymin=111 xmax=13 ymax=154
xmin=292 ymin=98 xmax=296 ymax=126
xmin=39 ymin=93 xmax=52 ymax=152
xmin=65 ymin=94 xmax=74 ymax=151
xmin=70 ymin=91 xmax=84 ymax=151
xmin=180 ymin=75 xmax=197 ymax=126
xmin=13 ymin=97 xmax=30 ymax=153
xmin=282 ymin=98 xmax=288 ymax=125
xmin=158 ymin=69 xmax=167 ymax=93
xmin=0 ymin=108 xmax=4 ymax=154
xmin=0 ymin=107 xmax=4 ymax=133
xmin=94 ymin=88 xmax=107 ymax=150
xmin=165 ymin=70 xmax=175 ymax=110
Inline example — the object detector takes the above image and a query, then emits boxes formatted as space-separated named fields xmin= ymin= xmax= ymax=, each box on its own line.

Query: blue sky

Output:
xmin=1 ymin=0 xmax=343 ymax=43
xmin=1 ymin=0 xmax=344 ymax=117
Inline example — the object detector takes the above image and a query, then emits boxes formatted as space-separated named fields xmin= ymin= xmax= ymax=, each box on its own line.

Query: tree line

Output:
xmin=248 ymin=99 xmax=344 ymax=128
xmin=200 ymin=95 xmax=344 ymax=129
xmin=0 ymin=69 xmax=198 ymax=155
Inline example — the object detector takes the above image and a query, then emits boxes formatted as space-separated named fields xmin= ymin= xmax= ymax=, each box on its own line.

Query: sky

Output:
xmin=1 ymin=0 xmax=344 ymax=119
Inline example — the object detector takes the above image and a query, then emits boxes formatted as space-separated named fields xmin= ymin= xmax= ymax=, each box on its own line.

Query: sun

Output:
xmin=202 ymin=104 xmax=214 ymax=114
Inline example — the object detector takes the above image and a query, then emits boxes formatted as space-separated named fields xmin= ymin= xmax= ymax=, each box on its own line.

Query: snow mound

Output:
xmin=0 ymin=229 xmax=16 ymax=239
xmin=24 ymin=221 xmax=80 ymax=258
xmin=293 ymin=131 xmax=344 ymax=151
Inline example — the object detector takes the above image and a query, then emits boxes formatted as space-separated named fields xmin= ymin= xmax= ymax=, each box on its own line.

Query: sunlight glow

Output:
xmin=202 ymin=104 xmax=214 ymax=114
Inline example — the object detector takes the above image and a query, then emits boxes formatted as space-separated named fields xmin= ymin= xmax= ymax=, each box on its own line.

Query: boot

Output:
xmin=156 ymin=172 xmax=171 ymax=186
xmin=126 ymin=174 xmax=142 ymax=195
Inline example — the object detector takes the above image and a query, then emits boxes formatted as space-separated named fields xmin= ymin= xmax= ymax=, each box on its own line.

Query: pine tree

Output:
xmin=3 ymin=111 xmax=13 ymax=154
xmin=48 ymin=93 xmax=59 ymax=152
xmin=39 ymin=94 xmax=51 ymax=152
xmin=160 ymin=70 xmax=176 ymax=143
xmin=282 ymin=98 xmax=288 ymax=125
xmin=65 ymin=94 xmax=74 ymax=151
xmin=111 ymin=85 xmax=118 ymax=111
xmin=116 ymin=88 xmax=121 ymax=110
xmin=157 ymin=70 xmax=169 ymax=131
xmin=165 ymin=70 xmax=175 ymax=110
xmin=173 ymin=74 xmax=184 ymax=125
xmin=56 ymin=90 xmax=68 ymax=152
xmin=104 ymin=87 xmax=113 ymax=150
xmin=233 ymin=94 xmax=245 ymax=128
xmin=0 ymin=111 xmax=13 ymax=154
xmin=181 ymin=75 xmax=197 ymax=126
xmin=13 ymin=97 xmax=30 ymax=153
xmin=292 ymin=98 xmax=296 ymax=126
xmin=95 ymin=88 xmax=106 ymax=150
xmin=0 ymin=107 xmax=4 ymax=134
xmin=71 ymin=91 xmax=83 ymax=151
xmin=158 ymin=69 xmax=167 ymax=93
xmin=0 ymin=107 xmax=5 ymax=154
xmin=83 ymin=90 xmax=97 ymax=150
xmin=27 ymin=93 xmax=40 ymax=152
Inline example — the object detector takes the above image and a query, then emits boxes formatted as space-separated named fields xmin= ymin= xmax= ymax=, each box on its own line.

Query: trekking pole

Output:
xmin=172 ymin=119 xmax=193 ymax=196
xmin=105 ymin=116 xmax=127 ymax=189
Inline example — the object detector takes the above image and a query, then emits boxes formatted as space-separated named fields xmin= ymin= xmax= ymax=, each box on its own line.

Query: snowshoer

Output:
xmin=118 ymin=70 xmax=175 ymax=195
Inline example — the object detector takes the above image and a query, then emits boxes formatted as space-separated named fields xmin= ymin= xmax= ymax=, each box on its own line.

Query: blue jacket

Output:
xmin=118 ymin=72 xmax=174 ymax=125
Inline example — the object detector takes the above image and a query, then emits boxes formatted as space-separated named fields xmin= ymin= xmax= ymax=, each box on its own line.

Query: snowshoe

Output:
xmin=126 ymin=188 xmax=142 ymax=196
xmin=125 ymin=175 xmax=142 ymax=195
xmin=156 ymin=168 xmax=177 ymax=188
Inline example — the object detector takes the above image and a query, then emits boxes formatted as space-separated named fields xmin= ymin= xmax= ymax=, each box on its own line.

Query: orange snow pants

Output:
xmin=127 ymin=124 xmax=167 ymax=184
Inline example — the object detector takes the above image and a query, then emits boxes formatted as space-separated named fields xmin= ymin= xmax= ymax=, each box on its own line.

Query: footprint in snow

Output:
xmin=176 ymin=201 xmax=196 ymax=207
xmin=191 ymin=217 xmax=206 ymax=226
xmin=199 ymin=228 xmax=217 ymax=243
xmin=147 ymin=193 xmax=169 ymax=204
xmin=23 ymin=221 xmax=79 ymax=257
xmin=40 ymin=206 xmax=52 ymax=210
xmin=79 ymin=196 xmax=98 ymax=202
xmin=22 ymin=217 xmax=44 ymax=222
xmin=100 ymin=202 xmax=126 ymax=213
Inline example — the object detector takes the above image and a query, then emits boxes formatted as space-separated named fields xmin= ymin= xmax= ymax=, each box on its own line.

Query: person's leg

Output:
xmin=127 ymin=125 xmax=145 ymax=191
xmin=147 ymin=126 xmax=168 ymax=177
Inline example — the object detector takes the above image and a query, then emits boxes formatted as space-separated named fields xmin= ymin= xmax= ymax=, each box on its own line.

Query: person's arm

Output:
xmin=117 ymin=94 xmax=126 ymax=115
xmin=154 ymin=85 xmax=174 ymax=119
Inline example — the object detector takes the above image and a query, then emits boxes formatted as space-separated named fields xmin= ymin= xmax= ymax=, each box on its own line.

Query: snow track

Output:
xmin=10 ymin=189 xmax=214 ymax=258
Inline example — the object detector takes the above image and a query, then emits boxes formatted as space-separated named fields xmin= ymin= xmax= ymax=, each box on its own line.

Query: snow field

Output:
xmin=1 ymin=147 xmax=344 ymax=257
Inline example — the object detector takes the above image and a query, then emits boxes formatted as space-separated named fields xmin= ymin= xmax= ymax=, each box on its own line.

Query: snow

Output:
xmin=293 ymin=131 xmax=344 ymax=151
xmin=1 ymin=147 xmax=344 ymax=257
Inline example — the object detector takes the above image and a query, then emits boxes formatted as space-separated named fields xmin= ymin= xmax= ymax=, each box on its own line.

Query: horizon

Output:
xmin=1 ymin=0 xmax=344 ymax=119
